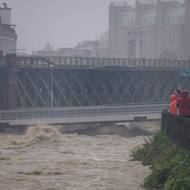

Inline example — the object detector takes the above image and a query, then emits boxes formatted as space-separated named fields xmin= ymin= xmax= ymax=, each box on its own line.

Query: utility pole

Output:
xmin=50 ymin=64 xmax=54 ymax=107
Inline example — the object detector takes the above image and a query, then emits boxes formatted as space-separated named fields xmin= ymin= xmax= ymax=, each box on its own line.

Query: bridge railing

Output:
xmin=15 ymin=56 xmax=190 ymax=69
xmin=161 ymin=111 xmax=190 ymax=149
xmin=0 ymin=104 xmax=168 ymax=121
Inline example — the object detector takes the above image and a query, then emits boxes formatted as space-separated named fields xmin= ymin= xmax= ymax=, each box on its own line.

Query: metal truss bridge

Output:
xmin=0 ymin=55 xmax=190 ymax=110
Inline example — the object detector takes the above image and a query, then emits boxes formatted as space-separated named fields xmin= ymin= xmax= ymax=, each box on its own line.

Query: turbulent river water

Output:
xmin=0 ymin=122 xmax=159 ymax=190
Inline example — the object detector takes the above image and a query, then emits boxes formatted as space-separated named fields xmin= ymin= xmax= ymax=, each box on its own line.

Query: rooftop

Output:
xmin=0 ymin=3 xmax=11 ymax=9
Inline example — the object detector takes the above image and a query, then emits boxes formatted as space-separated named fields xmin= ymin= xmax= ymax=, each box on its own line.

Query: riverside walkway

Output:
xmin=0 ymin=103 xmax=167 ymax=125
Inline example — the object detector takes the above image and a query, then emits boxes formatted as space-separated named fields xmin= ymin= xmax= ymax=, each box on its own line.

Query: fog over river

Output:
xmin=0 ymin=122 xmax=159 ymax=190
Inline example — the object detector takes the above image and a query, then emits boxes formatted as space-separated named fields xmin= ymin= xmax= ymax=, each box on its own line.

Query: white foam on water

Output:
xmin=0 ymin=122 xmax=154 ymax=190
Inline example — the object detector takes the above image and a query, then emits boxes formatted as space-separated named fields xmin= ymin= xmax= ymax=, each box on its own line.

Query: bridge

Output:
xmin=0 ymin=55 xmax=189 ymax=125
xmin=0 ymin=55 xmax=190 ymax=110
xmin=0 ymin=103 xmax=168 ymax=125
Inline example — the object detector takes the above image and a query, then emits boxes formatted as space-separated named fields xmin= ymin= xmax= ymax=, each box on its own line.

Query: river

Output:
xmin=0 ymin=122 xmax=159 ymax=190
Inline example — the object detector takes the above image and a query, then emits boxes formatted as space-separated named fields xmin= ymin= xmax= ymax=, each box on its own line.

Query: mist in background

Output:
xmin=1 ymin=0 xmax=134 ymax=52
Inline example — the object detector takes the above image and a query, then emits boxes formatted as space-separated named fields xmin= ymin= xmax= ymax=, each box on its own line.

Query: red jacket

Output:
xmin=169 ymin=94 xmax=177 ymax=114
xmin=177 ymin=90 xmax=190 ymax=116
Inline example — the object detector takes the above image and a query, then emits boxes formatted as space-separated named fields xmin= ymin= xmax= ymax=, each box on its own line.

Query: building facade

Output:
xmin=109 ymin=0 xmax=190 ymax=59
xmin=0 ymin=3 xmax=17 ymax=55
xmin=97 ymin=31 xmax=110 ymax=57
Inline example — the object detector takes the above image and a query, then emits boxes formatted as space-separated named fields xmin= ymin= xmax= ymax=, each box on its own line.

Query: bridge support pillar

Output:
xmin=0 ymin=54 xmax=17 ymax=110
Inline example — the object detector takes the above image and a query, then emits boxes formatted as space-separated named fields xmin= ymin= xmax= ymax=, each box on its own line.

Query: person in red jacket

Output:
xmin=169 ymin=94 xmax=177 ymax=114
xmin=169 ymin=89 xmax=181 ymax=115
xmin=177 ymin=90 xmax=190 ymax=117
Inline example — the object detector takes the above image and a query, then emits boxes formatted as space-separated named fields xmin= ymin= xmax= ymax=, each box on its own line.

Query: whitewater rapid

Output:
xmin=0 ymin=122 xmax=159 ymax=190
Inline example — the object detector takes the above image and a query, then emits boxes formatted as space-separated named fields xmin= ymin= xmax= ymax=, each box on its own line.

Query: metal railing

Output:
xmin=16 ymin=56 xmax=190 ymax=69
xmin=1 ymin=55 xmax=190 ymax=69
xmin=0 ymin=104 xmax=168 ymax=121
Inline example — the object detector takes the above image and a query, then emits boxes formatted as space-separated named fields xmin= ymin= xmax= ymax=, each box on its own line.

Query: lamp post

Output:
xmin=178 ymin=72 xmax=181 ymax=89
xmin=49 ymin=64 xmax=54 ymax=107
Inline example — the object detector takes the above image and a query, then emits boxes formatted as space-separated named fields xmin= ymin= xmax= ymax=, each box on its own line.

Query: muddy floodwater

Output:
xmin=0 ymin=122 xmax=159 ymax=190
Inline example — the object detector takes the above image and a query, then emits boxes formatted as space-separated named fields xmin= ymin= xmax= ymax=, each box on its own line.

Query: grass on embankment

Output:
xmin=132 ymin=130 xmax=190 ymax=190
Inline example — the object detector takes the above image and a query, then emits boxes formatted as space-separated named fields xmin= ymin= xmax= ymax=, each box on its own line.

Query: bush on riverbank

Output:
xmin=132 ymin=130 xmax=190 ymax=190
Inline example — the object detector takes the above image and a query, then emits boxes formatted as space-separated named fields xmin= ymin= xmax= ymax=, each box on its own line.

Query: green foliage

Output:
xmin=132 ymin=130 xmax=190 ymax=190
xmin=132 ymin=131 xmax=173 ymax=165
xmin=165 ymin=177 xmax=190 ymax=190
xmin=144 ymin=163 xmax=172 ymax=189
xmin=164 ymin=158 xmax=190 ymax=190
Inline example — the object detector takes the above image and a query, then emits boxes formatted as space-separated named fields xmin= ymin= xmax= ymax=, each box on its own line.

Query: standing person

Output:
xmin=177 ymin=90 xmax=190 ymax=117
xmin=169 ymin=94 xmax=177 ymax=115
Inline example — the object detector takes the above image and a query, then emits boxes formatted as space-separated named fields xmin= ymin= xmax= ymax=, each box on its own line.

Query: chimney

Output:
xmin=2 ymin=3 xmax=7 ymax=9
xmin=0 ymin=3 xmax=11 ymax=25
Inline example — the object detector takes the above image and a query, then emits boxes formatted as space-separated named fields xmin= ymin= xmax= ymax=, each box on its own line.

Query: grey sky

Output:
xmin=2 ymin=0 xmax=134 ymax=52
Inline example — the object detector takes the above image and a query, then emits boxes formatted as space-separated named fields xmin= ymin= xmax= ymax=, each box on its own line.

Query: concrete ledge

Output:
xmin=1 ymin=113 xmax=161 ymax=126
xmin=0 ymin=122 xmax=27 ymax=133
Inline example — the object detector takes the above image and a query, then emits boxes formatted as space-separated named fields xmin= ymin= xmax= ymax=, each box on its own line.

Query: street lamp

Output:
xmin=178 ymin=72 xmax=181 ymax=89
xmin=49 ymin=63 xmax=54 ymax=107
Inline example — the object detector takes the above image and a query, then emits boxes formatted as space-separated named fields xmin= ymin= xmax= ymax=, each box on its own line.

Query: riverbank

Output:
xmin=132 ymin=130 xmax=190 ymax=190
xmin=0 ymin=122 xmax=157 ymax=190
